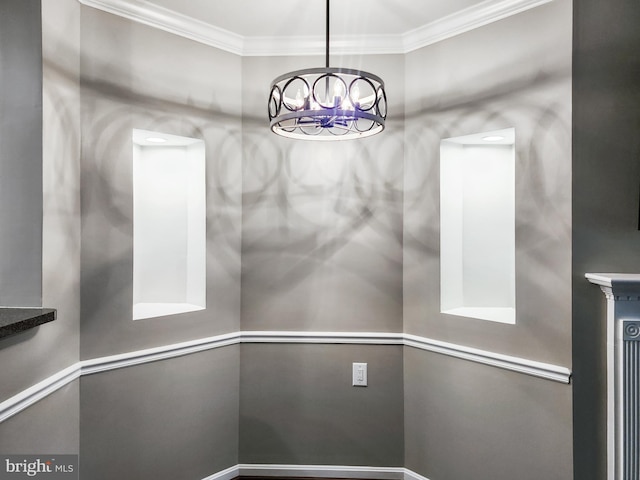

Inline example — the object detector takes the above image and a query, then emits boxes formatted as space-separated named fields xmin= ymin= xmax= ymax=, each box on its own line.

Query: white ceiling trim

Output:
xmin=78 ymin=0 xmax=554 ymax=56
xmin=243 ymin=34 xmax=405 ymax=57
xmin=78 ymin=0 xmax=245 ymax=55
xmin=402 ymin=0 xmax=554 ymax=53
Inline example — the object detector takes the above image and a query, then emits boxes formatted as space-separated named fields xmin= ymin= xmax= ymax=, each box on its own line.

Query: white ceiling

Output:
xmin=79 ymin=0 xmax=554 ymax=55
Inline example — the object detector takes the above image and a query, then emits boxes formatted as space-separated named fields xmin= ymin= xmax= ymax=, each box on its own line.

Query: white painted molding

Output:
xmin=78 ymin=0 xmax=244 ymax=55
xmin=0 ymin=363 xmax=81 ymax=423
xmin=240 ymin=331 xmax=405 ymax=345
xmin=80 ymin=331 xmax=404 ymax=376
xmin=404 ymin=334 xmax=572 ymax=383
xmin=0 ymin=330 xmax=571 ymax=423
xmin=586 ymin=273 xmax=640 ymax=301
xmin=236 ymin=464 xmax=408 ymax=480
xmin=403 ymin=469 xmax=432 ymax=480
xmin=586 ymin=273 xmax=640 ymax=480
xmin=201 ymin=465 xmax=239 ymax=480
xmin=201 ymin=465 xmax=431 ymax=480
xmin=243 ymin=34 xmax=404 ymax=57
xmin=78 ymin=0 xmax=554 ymax=56
xmin=80 ymin=332 xmax=242 ymax=375
xmin=402 ymin=0 xmax=554 ymax=53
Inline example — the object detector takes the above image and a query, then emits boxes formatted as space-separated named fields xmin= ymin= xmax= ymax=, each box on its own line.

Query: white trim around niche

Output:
xmin=0 ymin=330 xmax=571 ymax=424
xmin=202 ymin=464 xmax=431 ymax=480
xmin=78 ymin=0 xmax=554 ymax=56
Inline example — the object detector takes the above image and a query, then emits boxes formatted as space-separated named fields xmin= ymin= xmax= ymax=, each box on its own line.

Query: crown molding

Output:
xmin=78 ymin=0 xmax=244 ymax=55
xmin=78 ymin=0 xmax=554 ymax=56
xmin=402 ymin=0 xmax=554 ymax=53
xmin=243 ymin=34 xmax=404 ymax=57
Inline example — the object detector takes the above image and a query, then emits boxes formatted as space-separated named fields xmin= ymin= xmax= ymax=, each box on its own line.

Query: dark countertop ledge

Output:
xmin=0 ymin=308 xmax=56 ymax=339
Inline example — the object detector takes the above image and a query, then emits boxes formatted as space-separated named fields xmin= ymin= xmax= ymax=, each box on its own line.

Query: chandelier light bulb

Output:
xmin=295 ymin=88 xmax=304 ymax=109
xmin=351 ymin=84 xmax=360 ymax=103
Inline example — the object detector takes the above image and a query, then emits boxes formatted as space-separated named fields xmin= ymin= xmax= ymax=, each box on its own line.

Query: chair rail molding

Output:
xmin=0 ymin=330 xmax=571 ymax=424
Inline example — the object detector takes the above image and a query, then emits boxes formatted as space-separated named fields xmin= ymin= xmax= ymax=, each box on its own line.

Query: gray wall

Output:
xmin=403 ymin=0 xmax=573 ymax=364
xmin=0 ymin=0 xmax=42 ymax=307
xmin=404 ymin=348 xmax=572 ymax=480
xmin=239 ymin=53 xmax=405 ymax=467
xmin=240 ymin=344 xmax=404 ymax=466
xmin=403 ymin=1 xmax=574 ymax=479
xmin=241 ymin=54 xmax=405 ymax=334
xmin=79 ymin=7 xmax=243 ymax=359
xmin=76 ymin=6 xmax=243 ymax=479
xmin=0 ymin=0 xmax=81 ymax=455
xmin=572 ymin=0 xmax=640 ymax=478
xmin=81 ymin=347 xmax=239 ymax=480
xmin=1 ymin=2 xmax=602 ymax=479
xmin=0 ymin=381 xmax=79 ymax=454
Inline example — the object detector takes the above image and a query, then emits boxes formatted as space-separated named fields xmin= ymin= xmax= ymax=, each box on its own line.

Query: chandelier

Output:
xmin=268 ymin=0 xmax=387 ymax=140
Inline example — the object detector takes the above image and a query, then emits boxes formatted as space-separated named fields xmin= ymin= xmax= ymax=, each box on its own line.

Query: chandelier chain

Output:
xmin=325 ymin=0 xmax=330 ymax=68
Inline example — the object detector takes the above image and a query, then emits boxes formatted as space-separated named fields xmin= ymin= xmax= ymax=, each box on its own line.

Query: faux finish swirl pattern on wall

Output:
xmin=241 ymin=54 xmax=405 ymax=333
xmin=403 ymin=0 xmax=572 ymax=367
xmin=78 ymin=6 xmax=243 ymax=359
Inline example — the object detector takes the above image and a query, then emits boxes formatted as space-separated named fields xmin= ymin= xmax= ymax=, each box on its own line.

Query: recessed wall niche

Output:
xmin=440 ymin=128 xmax=516 ymax=324
xmin=132 ymin=129 xmax=206 ymax=320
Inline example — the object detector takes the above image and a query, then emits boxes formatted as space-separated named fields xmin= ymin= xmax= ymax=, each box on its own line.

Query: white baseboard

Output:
xmin=203 ymin=464 xmax=428 ymax=480
xmin=237 ymin=464 xmax=407 ymax=480
xmin=202 ymin=465 xmax=240 ymax=480
xmin=403 ymin=468 xmax=432 ymax=480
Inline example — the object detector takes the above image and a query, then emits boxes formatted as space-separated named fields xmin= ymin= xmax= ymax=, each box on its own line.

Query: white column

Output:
xmin=586 ymin=273 xmax=640 ymax=480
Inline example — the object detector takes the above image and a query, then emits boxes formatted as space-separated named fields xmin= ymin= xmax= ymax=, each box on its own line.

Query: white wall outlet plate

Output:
xmin=352 ymin=362 xmax=367 ymax=387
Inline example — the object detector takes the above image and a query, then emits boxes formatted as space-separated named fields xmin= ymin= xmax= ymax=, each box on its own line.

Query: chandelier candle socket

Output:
xmin=268 ymin=0 xmax=387 ymax=140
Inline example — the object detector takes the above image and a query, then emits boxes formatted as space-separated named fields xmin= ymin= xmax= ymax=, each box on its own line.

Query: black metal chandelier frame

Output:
xmin=268 ymin=0 xmax=387 ymax=140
